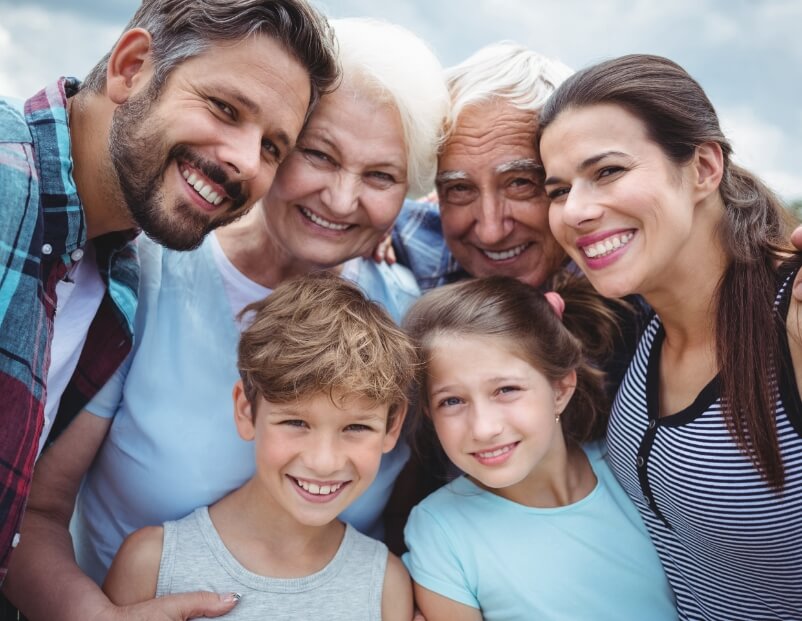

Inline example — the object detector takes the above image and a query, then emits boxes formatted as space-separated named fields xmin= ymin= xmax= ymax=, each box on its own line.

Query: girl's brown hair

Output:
xmin=538 ymin=54 xmax=799 ymax=489
xmin=403 ymin=275 xmax=612 ymax=444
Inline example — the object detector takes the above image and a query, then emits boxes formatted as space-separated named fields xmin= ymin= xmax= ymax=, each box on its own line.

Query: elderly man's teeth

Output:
xmin=182 ymin=168 xmax=224 ymax=206
xmin=294 ymin=478 xmax=344 ymax=495
xmin=482 ymin=243 xmax=528 ymax=261
xmin=583 ymin=232 xmax=634 ymax=258
xmin=301 ymin=207 xmax=350 ymax=231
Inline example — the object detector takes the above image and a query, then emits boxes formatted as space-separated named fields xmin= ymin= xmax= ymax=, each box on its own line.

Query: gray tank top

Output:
xmin=156 ymin=507 xmax=387 ymax=620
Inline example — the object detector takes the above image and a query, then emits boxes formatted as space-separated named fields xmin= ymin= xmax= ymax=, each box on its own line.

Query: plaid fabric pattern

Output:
xmin=391 ymin=198 xmax=469 ymax=291
xmin=0 ymin=79 xmax=137 ymax=582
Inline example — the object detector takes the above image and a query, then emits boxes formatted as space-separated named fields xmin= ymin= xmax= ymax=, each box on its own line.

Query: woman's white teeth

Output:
xmin=182 ymin=168 xmax=224 ymax=206
xmin=477 ymin=445 xmax=513 ymax=459
xmin=301 ymin=207 xmax=350 ymax=231
xmin=482 ymin=243 xmax=528 ymax=261
xmin=295 ymin=478 xmax=344 ymax=495
xmin=583 ymin=232 xmax=634 ymax=258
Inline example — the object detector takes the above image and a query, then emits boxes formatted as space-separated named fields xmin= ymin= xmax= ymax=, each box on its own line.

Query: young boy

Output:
xmin=102 ymin=273 xmax=416 ymax=620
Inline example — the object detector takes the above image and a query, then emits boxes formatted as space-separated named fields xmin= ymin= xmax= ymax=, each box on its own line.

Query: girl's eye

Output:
xmin=497 ymin=385 xmax=520 ymax=396
xmin=438 ymin=396 xmax=463 ymax=408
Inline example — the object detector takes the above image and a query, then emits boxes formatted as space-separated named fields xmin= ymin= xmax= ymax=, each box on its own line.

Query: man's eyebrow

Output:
xmin=495 ymin=158 xmax=543 ymax=175
xmin=544 ymin=150 xmax=627 ymax=185
xmin=435 ymin=170 xmax=470 ymax=184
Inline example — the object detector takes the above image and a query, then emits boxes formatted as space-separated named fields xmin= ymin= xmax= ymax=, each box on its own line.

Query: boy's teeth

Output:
xmin=295 ymin=478 xmax=343 ymax=495
xmin=301 ymin=207 xmax=350 ymax=231
xmin=583 ymin=232 xmax=634 ymax=258
xmin=482 ymin=243 xmax=528 ymax=261
xmin=477 ymin=445 xmax=513 ymax=459
xmin=182 ymin=167 xmax=224 ymax=206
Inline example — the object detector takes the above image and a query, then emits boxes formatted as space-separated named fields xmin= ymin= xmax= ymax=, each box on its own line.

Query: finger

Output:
xmin=385 ymin=243 xmax=397 ymax=265
xmin=791 ymin=226 xmax=802 ymax=251
xmin=129 ymin=591 xmax=240 ymax=620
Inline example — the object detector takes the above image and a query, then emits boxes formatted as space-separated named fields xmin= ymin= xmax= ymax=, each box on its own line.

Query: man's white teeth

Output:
xmin=583 ymin=232 xmax=634 ymax=258
xmin=477 ymin=445 xmax=513 ymax=459
xmin=482 ymin=243 xmax=528 ymax=261
xmin=295 ymin=478 xmax=344 ymax=495
xmin=182 ymin=168 xmax=224 ymax=206
xmin=301 ymin=207 xmax=350 ymax=231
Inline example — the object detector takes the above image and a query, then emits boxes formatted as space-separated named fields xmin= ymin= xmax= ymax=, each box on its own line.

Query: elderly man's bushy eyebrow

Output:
xmin=436 ymin=170 xmax=470 ymax=184
xmin=495 ymin=158 xmax=543 ymax=175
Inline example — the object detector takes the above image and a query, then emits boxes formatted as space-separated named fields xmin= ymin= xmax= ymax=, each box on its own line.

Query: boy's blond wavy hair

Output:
xmin=237 ymin=272 xmax=416 ymax=428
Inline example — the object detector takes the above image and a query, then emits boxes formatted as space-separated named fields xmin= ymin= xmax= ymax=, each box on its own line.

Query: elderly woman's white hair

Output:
xmin=445 ymin=42 xmax=573 ymax=139
xmin=331 ymin=18 xmax=449 ymax=198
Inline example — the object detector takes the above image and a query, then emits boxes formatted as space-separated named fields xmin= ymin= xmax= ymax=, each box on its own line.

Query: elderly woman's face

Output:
xmin=263 ymin=87 xmax=408 ymax=268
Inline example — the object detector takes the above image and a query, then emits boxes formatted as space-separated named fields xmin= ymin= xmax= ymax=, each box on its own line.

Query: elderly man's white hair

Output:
xmin=331 ymin=18 xmax=449 ymax=198
xmin=445 ymin=42 xmax=573 ymax=139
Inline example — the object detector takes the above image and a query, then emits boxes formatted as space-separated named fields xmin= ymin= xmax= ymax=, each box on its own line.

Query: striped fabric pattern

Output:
xmin=607 ymin=267 xmax=802 ymax=620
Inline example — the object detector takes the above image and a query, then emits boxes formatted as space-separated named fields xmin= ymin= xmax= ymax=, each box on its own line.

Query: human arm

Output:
xmin=1 ymin=410 xmax=238 ymax=621
xmin=103 ymin=526 xmax=164 ymax=605
xmin=413 ymin=584 xmax=482 ymax=621
xmin=381 ymin=552 xmax=414 ymax=621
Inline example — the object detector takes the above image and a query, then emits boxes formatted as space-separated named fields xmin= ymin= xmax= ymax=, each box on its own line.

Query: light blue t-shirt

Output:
xmin=403 ymin=442 xmax=677 ymax=621
xmin=72 ymin=234 xmax=420 ymax=585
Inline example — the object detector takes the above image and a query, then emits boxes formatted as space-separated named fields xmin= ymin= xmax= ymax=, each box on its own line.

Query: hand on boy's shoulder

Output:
xmin=382 ymin=552 xmax=414 ymax=621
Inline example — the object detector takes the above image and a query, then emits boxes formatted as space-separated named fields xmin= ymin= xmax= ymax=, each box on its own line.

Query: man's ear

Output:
xmin=382 ymin=401 xmax=408 ymax=454
xmin=233 ymin=380 xmax=257 ymax=442
xmin=691 ymin=141 xmax=724 ymax=202
xmin=554 ymin=370 xmax=577 ymax=416
xmin=106 ymin=28 xmax=155 ymax=105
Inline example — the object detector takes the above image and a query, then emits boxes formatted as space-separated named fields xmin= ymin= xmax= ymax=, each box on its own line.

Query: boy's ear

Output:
xmin=553 ymin=370 xmax=577 ymax=416
xmin=233 ymin=380 xmax=257 ymax=442
xmin=382 ymin=401 xmax=408 ymax=454
xmin=106 ymin=28 xmax=155 ymax=105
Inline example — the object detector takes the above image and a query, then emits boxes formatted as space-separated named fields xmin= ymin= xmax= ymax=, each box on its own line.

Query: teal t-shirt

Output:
xmin=403 ymin=442 xmax=677 ymax=621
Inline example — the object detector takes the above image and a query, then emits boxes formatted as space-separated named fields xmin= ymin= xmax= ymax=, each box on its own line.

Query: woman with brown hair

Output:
xmin=538 ymin=54 xmax=802 ymax=620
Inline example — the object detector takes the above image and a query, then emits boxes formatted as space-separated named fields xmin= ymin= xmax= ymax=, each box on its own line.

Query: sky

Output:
xmin=1 ymin=0 xmax=800 ymax=200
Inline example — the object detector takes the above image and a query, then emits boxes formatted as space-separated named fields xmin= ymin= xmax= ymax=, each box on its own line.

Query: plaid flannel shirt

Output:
xmin=391 ymin=198 xmax=469 ymax=291
xmin=0 ymin=79 xmax=138 ymax=582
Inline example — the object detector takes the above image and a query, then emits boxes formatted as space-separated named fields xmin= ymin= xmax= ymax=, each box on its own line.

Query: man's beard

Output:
xmin=108 ymin=86 xmax=248 ymax=251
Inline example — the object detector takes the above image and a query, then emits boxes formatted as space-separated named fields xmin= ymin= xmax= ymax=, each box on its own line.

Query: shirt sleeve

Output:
xmin=83 ymin=352 xmax=132 ymax=418
xmin=402 ymin=502 xmax=480 ymax=609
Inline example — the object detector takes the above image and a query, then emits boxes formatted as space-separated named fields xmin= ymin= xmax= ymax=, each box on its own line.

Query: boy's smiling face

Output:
xmin=233 ymin=383 xmax=403 ymax=527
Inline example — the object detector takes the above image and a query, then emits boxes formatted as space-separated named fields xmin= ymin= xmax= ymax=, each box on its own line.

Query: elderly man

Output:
xmin=0 ymin=1 xmax=337 ymax=619
xmin=392 ymin=42 xmax=573 ymax=291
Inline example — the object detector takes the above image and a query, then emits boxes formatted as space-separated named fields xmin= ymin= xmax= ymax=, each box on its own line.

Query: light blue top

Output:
xmin=403 ymin=442 xmax=677 ymax=621
xmin=72 ymin=234 xmax=420 ymax=585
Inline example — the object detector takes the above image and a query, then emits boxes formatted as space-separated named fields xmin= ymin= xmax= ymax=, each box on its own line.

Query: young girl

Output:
xmin=402 ymin=276 xmax=677 ymax=621
xmin=538 ymin=54 xmax=802 ymax=620
xmin=102 ymin=274 xmax=417 ymax=620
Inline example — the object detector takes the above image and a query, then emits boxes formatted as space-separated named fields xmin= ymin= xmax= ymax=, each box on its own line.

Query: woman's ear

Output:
xmin=233 ymin=380 xmax=257 ymax=441
xmin=106 ymin=28 xmax=155 ymax=104
xmin=691 ymin=141 xmax=724 ymax=201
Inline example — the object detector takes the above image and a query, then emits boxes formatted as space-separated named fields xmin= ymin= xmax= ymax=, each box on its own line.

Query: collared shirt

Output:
xmin=391 ymin=198 xmax=469 ymax=291
xmin=0 ymin=79 xmax=138 ymax=582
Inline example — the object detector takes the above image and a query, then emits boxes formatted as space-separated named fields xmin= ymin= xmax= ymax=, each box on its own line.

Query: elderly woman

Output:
xmin=63 ymin=17 xmax=447 ymax=593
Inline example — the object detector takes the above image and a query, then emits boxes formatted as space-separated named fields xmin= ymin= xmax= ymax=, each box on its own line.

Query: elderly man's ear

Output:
xmin=106 ymin=28 xmax=155 ymax=105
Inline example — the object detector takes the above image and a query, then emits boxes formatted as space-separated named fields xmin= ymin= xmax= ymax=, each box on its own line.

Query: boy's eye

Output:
xmin=344 ymin=423 xmax=374 ymax=433
xmin=279 ymin=419 xmax=308 ymax=428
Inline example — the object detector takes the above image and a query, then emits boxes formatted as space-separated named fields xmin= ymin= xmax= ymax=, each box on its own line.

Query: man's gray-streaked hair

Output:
xmin=445 ymin=42 xmax=572 ymax=139
xmin=82 ymin=0 xmax=339 ymax=113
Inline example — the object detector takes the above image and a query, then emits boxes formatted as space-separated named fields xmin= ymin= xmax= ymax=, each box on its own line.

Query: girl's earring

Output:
xmin=555 ymin=413 xmax=561 ymax=423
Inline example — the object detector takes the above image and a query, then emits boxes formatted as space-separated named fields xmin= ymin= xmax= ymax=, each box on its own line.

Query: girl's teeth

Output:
xmin=477 ymin=445 xmax=512 ymax=458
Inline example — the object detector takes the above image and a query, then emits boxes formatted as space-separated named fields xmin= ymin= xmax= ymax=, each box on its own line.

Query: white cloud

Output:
xmin=721 ymin=106 xmax=802 ymax=200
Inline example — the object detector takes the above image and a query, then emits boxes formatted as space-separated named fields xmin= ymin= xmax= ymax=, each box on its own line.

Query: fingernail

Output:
xmin=223 ymin=592 xmax=242 ymax=604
